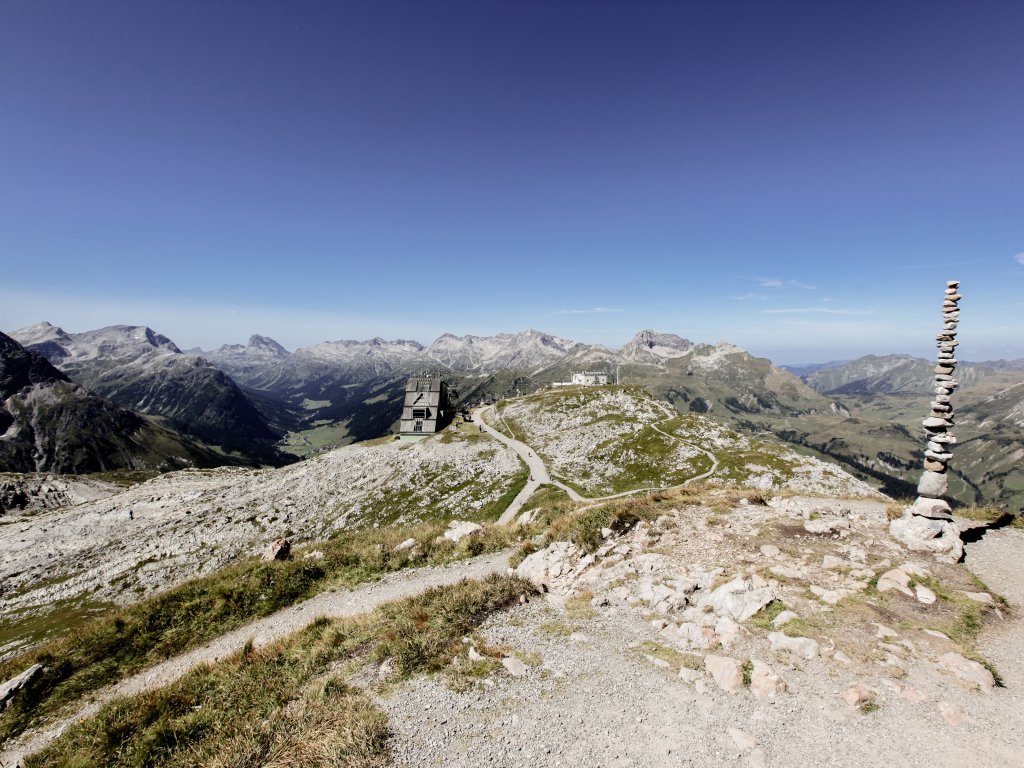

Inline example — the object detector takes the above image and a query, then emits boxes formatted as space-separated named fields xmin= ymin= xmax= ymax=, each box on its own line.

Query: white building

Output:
xmin=570 ymin=371 xmax=609 ymax=386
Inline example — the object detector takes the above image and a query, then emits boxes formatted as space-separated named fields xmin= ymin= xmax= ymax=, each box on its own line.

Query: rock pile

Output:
xmin=891 ymin=280 xmax=964 ymax=561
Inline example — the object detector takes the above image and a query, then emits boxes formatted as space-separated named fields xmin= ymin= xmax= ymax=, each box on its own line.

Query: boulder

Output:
xmin=876 ymin=567 xmax=913 ymax=596
xmin=803 ymin=517 xmax=850 ymax=535
xmin=1 ymin=664 xmax=43 ymax=710
xmin=394 ymin=537 xmax=418 ymax=552
xmin=699 ymin=578 xmax=775 ymax=622
xmin=443 ymin=520 xmax=484 ymax=543
xmin=514 ymin=541 xmax=579 ymax=591
xmin=261 ymin=538 xmax=292 ymax=561
xmin=771 ymin=610 xmax=799 ymax=628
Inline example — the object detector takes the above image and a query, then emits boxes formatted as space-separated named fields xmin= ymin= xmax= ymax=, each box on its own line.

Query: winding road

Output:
xmin=475 ymin=395 xmax=721 ymax=523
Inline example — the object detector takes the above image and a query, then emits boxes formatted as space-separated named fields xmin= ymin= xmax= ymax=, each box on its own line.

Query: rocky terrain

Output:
xmin=381 ymin=493 xmax=1020 ymax=768
xmin=0 ymin=428 xmax=525 ymax=636
xmin=495 ymin=387 xmax=880 ymax=499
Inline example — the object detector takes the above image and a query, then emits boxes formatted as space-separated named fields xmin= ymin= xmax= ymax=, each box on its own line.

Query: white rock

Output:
xmin=759 ymin=544 xmax=781 ymax=558
xmin=501 ymin=656 xmax=528 ymax=677
xmin=394 ymin=537 xmax=417 ymax=552
xmin=840 ymin=683 xmax=877 ymax=709
xmin=915 ymin=584 xmax=937 ymax=604
xmin=749 ymin=660 xmax=787 ymax=699
xmin=700 ymin=578 xmax=775 ymax=622
xmin=937 ymin=652 xmax=995 ymax=690
xmin=960 ymin=591 xmax=993 ymax=603
xmin=705 ymin=654 xmax=744 ymax=693
xmin=768 ymin=632 xmax=818 ymax=659
xmin=443 ymin=520 xmax=484 ymax=542
xmin=876 ymin=568 xmax=913 ymax=597
xmin=771 ymin=610 xmax=799 ymax=628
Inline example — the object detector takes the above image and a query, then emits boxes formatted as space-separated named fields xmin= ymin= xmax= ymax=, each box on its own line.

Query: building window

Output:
xmin=413 ymin=420 xmax=423 ymax=432
xmin=417 ymin=380 xmax=431 ymax=392
xmin=412 ymin=408 xmax=428 ymax=419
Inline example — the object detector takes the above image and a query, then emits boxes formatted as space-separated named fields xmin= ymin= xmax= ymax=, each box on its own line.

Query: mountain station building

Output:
xmin=400 ymin=375 xmax=454 ymax=440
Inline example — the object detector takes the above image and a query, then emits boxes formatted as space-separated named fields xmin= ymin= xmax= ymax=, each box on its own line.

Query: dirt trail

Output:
xmin=0 ymin=550 xmax=513 ymax=768
xmin=478 ymin=398 xmax=720 ymax=521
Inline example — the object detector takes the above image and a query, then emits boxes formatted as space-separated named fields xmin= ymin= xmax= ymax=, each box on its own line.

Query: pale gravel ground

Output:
xmin=0 ymin=550 xmax=514 ymax=768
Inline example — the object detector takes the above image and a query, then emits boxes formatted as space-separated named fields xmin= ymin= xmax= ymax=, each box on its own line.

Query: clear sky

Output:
xmin=2 ymin=0 xmax=1022 ymax=364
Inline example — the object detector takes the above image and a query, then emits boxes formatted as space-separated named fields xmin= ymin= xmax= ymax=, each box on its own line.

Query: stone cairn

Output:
xmin=890 ymin=280 xmax=964 ymax=561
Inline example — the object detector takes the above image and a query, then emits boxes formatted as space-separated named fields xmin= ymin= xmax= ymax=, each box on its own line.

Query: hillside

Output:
xmin=0 ymin=333 xmax=225 ymax=475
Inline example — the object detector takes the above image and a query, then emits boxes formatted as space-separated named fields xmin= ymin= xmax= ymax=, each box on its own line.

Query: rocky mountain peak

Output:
xmin=620 ymin=329 xmax=695 ymax=362
xmin=246 ymin=335 xmax=290 ymax=357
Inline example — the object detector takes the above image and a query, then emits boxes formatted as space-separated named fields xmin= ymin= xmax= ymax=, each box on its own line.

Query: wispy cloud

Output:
xmin=1015 ymin=252 xmax=1024 ymax=266
xmin=732 ymin=292 xmax=766 ymax=301
xmin=554 ymin=307 xmax=624 ymax=315
xmin=761 ymin=307 xmax=873 ymax=316
xmin=754 ymin=277 xmax=817 ymax=290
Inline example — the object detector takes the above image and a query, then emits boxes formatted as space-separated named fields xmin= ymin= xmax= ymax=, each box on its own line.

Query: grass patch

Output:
xmin=637 ymin=641 xmax=701 ymax=670
xmin=0 ymin=520 xmax=522 ymax=746
xmin=24 ymin=574 xmax=531 ymax=768
xmin=748 ymin=600 xmax=787 ymax=631
xmin=564 ymin=591 xmax=596 ymax=620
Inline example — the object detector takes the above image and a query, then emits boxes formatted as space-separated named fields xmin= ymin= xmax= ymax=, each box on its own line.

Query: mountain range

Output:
xmin=4 ymin=321 xmax=1022 ymax=511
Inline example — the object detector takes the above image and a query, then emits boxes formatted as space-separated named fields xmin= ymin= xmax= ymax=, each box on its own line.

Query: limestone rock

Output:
xmin=699 ymin=577 xmax=775 ymax=622
xmin=261 ymin=538 xmax=292 ymax=561
xmin=840 ymin=683 xmax=877 ymax=709
xmin=501 ymin=656 xmax=528 ymax=677
xmin=1 ymin=664 xmax=43 ymax=710
xmin=876 ymin=568 xmax=913 ymax=596
xmin=443 ymin=520 xmax=484 ymax=543
xmin=937 ymin=652 xmax=995 ymax=690
xmin=916 ymin=471 xmax=948 ymax=498
xmin=915 ymin=584 xmax=937 ymax=604
xmin=705 ymin=654 xmax=744 ymax=693
xmin=394 ymin=537 xmax=417 ymax=552
xmin=889 ymin=514 xmax=963 ymax=562
xmin=909 ymin=497 xmax=952 ymax=520
xmin=514 ymin=541 xmax=579 ymax=591
xmin=759 ymin=544 xmax=781 ymax=558
xmin=803 ymin=517 xmax=850 ymax=535
xmin=767 ymin=631 xmax=818 ymax=659
xmin=771 ymin=610 xmax=799 ymax=628
xmin=750 ymin=660 xmax=787 ymax=699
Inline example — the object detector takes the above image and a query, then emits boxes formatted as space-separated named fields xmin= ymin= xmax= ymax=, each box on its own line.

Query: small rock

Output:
xmin=768 ymin=632 xmax=818 ymax=659
xmin=750 ymin=660 xmax=787 ymax=699
xmin=874 ymin=623 xmax=898 ymax=639
xmin=0 ymin=664 xmax=43 ymax=709
xmin=678 ymin=667 xmax=702 ymax=683
xmin=443 ymin=520 xmax=484 ymax=543
xmin=769 ymin=565 xmax=804 ymax=580
xmin=759 ymin=544 xmax=781 ymax=558
xmin=803 ymin=517 xmax=850 ymax=535
xmin=833 ymin=650 xmax=853 ymax=665
xmin=840 ymin=683 xmax=877 ymax=709
xmin=645 ymin=654 xmax=671 ymax=669
xmin=261 ymin=538 xmax=292 ymax=561
xmin=822 ymin=555 xmax=847 ymax=570
xmin=771 ymin=610 xmax=799 ymax=628
xmin=394 ymin=538 xmax=417 ymax=552
xmin=501 ymin=656 xmax=528 ymax=677
xmin=876 ymin=568 xmax=913 ymax=596
xmin=302 ymin=549 xmax=325 ymax=560
xmin=705 ymin=655 xmax=744 ymax=693
xmin=915 ymin=584 xmax=937 ymax=604
xmin=960 ymin=591 xmax=993 ymax=604
xmin=894 ymin=683 xmax=926 ymax=703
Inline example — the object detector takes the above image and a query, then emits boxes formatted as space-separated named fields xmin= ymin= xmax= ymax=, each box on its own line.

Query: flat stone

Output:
xmin=394 ymin=537 xmax=417 ymax=552
xmin=924 ymin=449 xmax=954 ymax=462
xmin=771 ymin=610 xmax=799 ymax=628
xmin=922 ymin=416 xmax=950 ymax=429
xmin=803 ymin=517 xmax=851 ymax=535
xmin=923 ymin=459 xmax=948 ymax=473
xmin=875 ymin=623 xmax=899 ymax=638
xmin=960 ymin=591 xmax=994 ymax=604
xmin=822 ymin=555 xmax=847 ymax=570
xmin=768 ymin=631 xmax=818 ymax=659
xmin=0 ymin=664 xmax=43 ymax=709
xmin=934 ymin=365 xmax=954 ymax=375
xmin=699 ymin=578 xmax=776 ymax=622
xmin=705 ymin=654 xmax=744 ymax=693
xmin=759 ymin=544 xmax=781 ymax=558
xmin=910 ymin=497 xmax=952 ymax=520
xmin=937 ymin=652 xmax=995 ymax=690
xmin=915 ymin=584 xmax=937 ymax=604
xmin=877 ymin=568 xmax=914 ymax=596
xmin=443 ymin=520 xmax=484 ymax=542
xmin=501 ymin=656 xmax=528 ymax=677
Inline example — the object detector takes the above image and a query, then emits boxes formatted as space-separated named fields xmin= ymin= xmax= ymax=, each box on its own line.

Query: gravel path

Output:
xmin=1 ymin=549 xmax=514 ymax=768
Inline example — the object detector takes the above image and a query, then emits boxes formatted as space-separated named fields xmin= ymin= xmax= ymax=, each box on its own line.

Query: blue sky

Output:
xmin=2 ymin=0 xmax=1022 ymax=364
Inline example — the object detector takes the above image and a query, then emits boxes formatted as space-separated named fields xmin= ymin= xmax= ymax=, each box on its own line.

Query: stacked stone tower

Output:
xmin=890 ymin=281 xmax=964 ymax=561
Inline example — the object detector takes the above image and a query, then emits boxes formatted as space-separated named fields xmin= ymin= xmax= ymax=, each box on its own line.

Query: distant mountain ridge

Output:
xmin=801 ymin=353 xmax=1008 ymax=395
xmin=0 ymin=332 xmax=222 ymax=473
xmin=12 ymin=322 xmax=285 ymax=462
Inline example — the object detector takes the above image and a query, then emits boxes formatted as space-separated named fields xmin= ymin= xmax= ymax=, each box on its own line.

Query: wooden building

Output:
xmin=399 ymin=375 xmax=454 ymax=439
